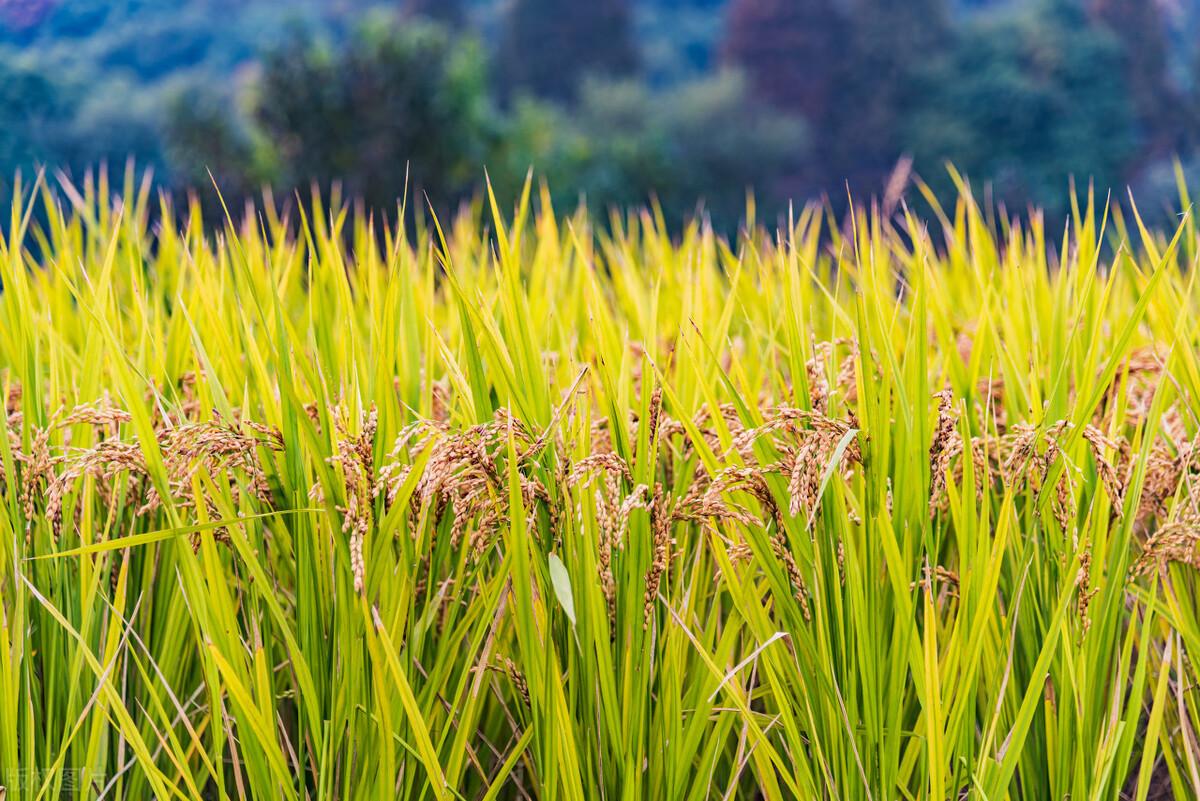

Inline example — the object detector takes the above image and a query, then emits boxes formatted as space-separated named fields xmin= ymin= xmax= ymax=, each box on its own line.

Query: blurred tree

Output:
xmin=94 ymin=10 xmax=213 ymax=80
xmin=0 ymin=59 xmax=68 ymax=178
xmin=639 ymin=0 xmax=727 ymax=86
xmin=61 ymin=75 xmax=168 ymax=177
xmin=405 ymin=0 xmax=464 ymax=26
xmin=0 ymin=0 xmax=55 ymax=30
xmin=1088 ymin=0 xmax=1184 ymax=153
xmin=721 ymin=0 xmax=846 ymax=195
xmin=836 ymin=0 xmax=953 ymax=191
xmin=722 ymin=0 xmax=847 ymax=122
xmin=903 ymin=0 xmax=1136 ymax=216
xmin=498 ymin=0 xmax=639 ymax=101
xmin=501 ymin=71 xmax=806 ymax=228
xmin=164 ymin=82 xmax=274 ymax=200
xmin=245 ymin=17 xmax=496 ymax=211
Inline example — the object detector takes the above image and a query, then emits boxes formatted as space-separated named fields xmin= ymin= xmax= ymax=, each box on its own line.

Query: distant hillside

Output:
xmin=3 ymin=0 xmax=1197 ymax=94
xmin=0 ymin=0 xmax=387 ymax=77
xmin=0 ymin=0 xmax=393 ymax=176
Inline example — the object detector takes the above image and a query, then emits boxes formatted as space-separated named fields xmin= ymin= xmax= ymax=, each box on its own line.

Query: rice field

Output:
xmin=2 ymin=168 xmax=1200 ymax=800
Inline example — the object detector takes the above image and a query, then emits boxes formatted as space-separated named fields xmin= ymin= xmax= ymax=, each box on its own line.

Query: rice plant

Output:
xmin=2 ymin=166 xmax=1200 ymax=800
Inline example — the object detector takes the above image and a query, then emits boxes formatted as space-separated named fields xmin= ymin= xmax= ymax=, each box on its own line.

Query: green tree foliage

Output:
xmin=904 ymin=0 xmax=1136 ymax=215
xmin=163 ymin=85 xmax=272 ymax=201
xmin=0 ymin=0 xmax=389 ymax=186
xmin=721 ymin=0 xmax=955 ymax=192
xmin=498 ymin=0 xmax=639 ymax=101
xmin=0 ymin=53 xmax=167 ymax=190
xmin=406 ymin=0 xmax=465 ymax=26
xmin=835 ymin=0 xmax=953 ymax=188
xmin=639 ymin=0 xmax=727 ymax=85
xmin=721 ymin=0 xmax=847 ymax=194
xmin=502 ymin=71 xmax=806 ymax=227
xmin=0 ymin=59 xmax=67 ymax=177
xmin=247 ymin=17 xmax=496 ymax=211
xmin=1088 ymin=0 xmax=1184 ymax=152
xmin=722 ymin=0 xmax=847 ymax=122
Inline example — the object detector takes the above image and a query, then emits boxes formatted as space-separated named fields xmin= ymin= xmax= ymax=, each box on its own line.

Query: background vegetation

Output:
xmin=3 ymin=0 xmax=1200 ymax=225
